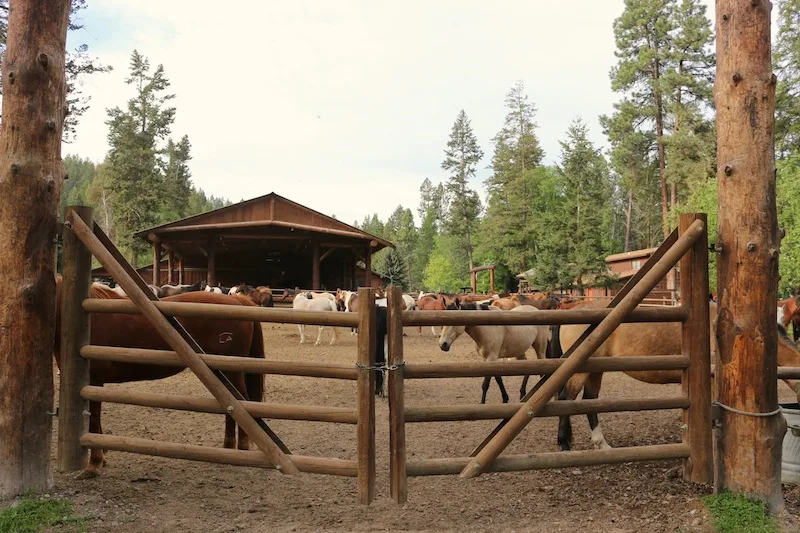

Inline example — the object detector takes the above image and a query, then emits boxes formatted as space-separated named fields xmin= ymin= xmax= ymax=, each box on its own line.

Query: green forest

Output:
xmin=2 ymin=0 xmax=800 ymax=290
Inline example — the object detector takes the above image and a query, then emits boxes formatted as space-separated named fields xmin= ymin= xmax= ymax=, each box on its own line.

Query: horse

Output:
xmin=159 ymin=280 xmax=205 ymax=297
xmin=54 ymin=276 xmax=265 ymax=478
xmin=417 ymin=294 xmax=446 ymax=336
xmin=205 ymin=284 xmax=232 ymax=295
xmin=778 ymin=295 xmax=800 ymax=339
xmin=513 ymin=294 xmax=560 ymax=309
xmin=556 ymin=300 xmax=800 ymax=451
xmin=292 ymin=292 xmax=339 ymax=345
xmin=438 ymin=305 xmax=550 ymax=404
xmin=401 ymin=294 xmax=416 ymax=312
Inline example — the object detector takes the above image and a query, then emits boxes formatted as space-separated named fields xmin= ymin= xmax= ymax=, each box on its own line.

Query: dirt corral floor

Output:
xmin=47 ymin=323 xmax=800 ymax=532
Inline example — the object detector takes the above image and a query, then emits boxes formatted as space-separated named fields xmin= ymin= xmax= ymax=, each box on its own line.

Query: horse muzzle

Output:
xmin=439 ymin=341 xmax=451 ymax=352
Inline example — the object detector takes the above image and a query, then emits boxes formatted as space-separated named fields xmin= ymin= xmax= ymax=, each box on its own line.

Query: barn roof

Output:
xmin=133 ymin=192 xmax=393 ymax=256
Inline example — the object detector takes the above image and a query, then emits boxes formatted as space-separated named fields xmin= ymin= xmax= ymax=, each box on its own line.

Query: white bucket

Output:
xmin=781 ymin=403 xmax=800 ymax=484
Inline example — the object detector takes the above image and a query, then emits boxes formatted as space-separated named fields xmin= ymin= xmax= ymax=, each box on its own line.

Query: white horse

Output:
xmin=402 ymin=294 xmax=416 ymax=311
xmin=293 ymin=292 xmax=340 ymax=346
xmin=437 ymin=305 xmax=550 ymax=404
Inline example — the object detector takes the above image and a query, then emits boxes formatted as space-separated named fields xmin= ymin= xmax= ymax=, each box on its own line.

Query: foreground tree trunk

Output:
xmin=715 ymin=0 xmax=784 ymax=511
xmin=0 ymin=0 xmax=71 ymax=498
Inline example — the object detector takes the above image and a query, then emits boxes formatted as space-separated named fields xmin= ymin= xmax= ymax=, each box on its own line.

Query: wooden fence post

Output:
xmin=0 ymin=0 xmax=71 ymax=498
xmin=387 ymin=286 xmax=407 ymax=503
xmin=679 ymin=213 xmax=712 ymax=484
xmin=715 ymin=0 xmax=784 ymax=511
xmin=356 ymin=287 xmax=376 ymax=504
xmin=57 ymin=206 xmax=93 ymax=472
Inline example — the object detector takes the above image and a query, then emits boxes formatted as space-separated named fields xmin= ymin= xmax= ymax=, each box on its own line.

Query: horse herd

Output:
xmin=99 ymin=279 xmax=282 ymax=307
xmin=52 ymin=277 xmax=800 ymax=478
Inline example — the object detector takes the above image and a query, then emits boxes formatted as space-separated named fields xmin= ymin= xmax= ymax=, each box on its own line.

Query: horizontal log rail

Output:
xmin=403 ymin=355 xmax=689 ymax=379
xmin=400 ymin=306 xmax=688 ymax=326
xmin=80 ymin=433 xmax=358 ymax=477
xmin=406 ymin=443 xmax=689 ymax=476
xmin=80 ymin=346 xmax=359 ymax=380
xmin=81 ymin=386 xmax=358 ymax=424
xmin=82 ymin=299 xmax=360 ymax=327
xmin=404 ymin=396 xmax=689 ymax=423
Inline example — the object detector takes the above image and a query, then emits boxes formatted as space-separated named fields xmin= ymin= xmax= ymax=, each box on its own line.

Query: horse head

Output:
xmin=438 ymin=324 xmax=466 ymax=352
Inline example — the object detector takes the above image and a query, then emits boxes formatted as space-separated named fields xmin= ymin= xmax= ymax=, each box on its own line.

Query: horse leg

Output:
xmin=233 ymin=373 xmax=252 ymax=450
xmin=431 ymin=326 xmax=438 ymax=337
xmin=330 ymin=324 xmax=339 ymax=345
xmin=78 ymin=399 xmax=105 ymax=479
xmin=557 ymin=373 xmax=590 ymax=451
xmin=583 ymin=372 xmax=611 ymax=450
xmin=517 ymin=354 xmax=529 ymax=399
xmin=298 ymin=324 xmax=305 ymax=344
xmin=495 ymin=375 xmax=510 ymax=403
xmin=314 ymin=326 xmax=324 ymax=346
xmin=225 ymin=414 xmax=236 ymax=449
xmin=480 ymin=376 xmax=491 ymax=404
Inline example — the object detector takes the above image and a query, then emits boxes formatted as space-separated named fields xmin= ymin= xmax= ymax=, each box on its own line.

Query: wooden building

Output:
xmin=93 ymin=193 xmax=392 ymax=290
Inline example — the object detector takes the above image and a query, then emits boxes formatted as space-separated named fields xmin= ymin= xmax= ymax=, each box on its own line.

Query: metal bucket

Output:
xmin=781 ymin=403 xmax=800 ymax=484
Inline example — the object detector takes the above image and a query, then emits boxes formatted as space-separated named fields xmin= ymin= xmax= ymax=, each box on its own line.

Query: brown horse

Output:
xmin=557 ymin=300 xmax=800 ymax=451
xmin=417 ymin=294 xmax=447 ymax=336
xmin=54 ymin=276 xmax=265 ymax=478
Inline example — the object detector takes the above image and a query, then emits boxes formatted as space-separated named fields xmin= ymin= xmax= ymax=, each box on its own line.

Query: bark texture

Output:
xmin=0 ymin=0 xmax=71 ymax=497
xmin=714 ymin=0 xmax=785 ymax=511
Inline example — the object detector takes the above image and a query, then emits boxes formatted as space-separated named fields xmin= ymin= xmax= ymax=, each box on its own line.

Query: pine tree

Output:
xmin=442 ymin=110 xmax=483 ymax=271
xmin=383 ymin=248 xmax=409 ymax=290
xmin=417 ymin=178 xmax=447 ymax=229
xmin=483 ymin=80 xmax=544 ymax=275
xmin=775 ymin=0 xmax=800 ymax=158
xmin=162 ymin=135 xmax=193 ymax=220
xmin=105 ymin=50 xmax=176 ymax=264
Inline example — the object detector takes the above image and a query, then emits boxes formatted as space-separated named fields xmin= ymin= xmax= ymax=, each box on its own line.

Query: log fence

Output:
xmin=58 ymin=209 xmax=800 ymax=505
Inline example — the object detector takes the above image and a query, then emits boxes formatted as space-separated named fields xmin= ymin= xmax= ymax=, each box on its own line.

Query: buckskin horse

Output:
xmin=54 ymin=275 xmax=266 ymax=478
xmin=556 ymin=300 xmax=800 ymax=452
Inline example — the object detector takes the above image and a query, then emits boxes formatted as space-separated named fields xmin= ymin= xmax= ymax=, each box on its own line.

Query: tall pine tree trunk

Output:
xmin=0 ymin=0 xmax=70 ymax=498
xmin=654 ymin=58 xmax=669 ymax=240
xmin=624 ymin=187 xmax=633 ymax=252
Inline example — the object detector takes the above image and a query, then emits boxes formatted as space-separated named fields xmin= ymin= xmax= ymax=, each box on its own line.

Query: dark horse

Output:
xmin=54 ymin=276 xmax=266 ymax=478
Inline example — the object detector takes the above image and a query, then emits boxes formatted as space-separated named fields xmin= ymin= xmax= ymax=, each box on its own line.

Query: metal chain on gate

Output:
xmin=355 ymin=362 xmax=405 ymax=372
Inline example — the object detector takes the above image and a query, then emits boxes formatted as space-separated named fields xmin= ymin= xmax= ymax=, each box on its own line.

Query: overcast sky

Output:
xmin=64 ymin=0 xmax=747 ymax=226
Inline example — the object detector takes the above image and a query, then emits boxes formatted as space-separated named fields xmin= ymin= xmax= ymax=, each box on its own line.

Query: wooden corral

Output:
xmin=122 ymin=192 xmax=392 ymax=290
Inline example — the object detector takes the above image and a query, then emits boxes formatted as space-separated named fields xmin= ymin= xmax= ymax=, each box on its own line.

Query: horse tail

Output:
xmin=246 ymin=321 xmax=265 ymax=403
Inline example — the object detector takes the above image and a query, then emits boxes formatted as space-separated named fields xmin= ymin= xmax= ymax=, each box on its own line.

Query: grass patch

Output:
xmin=0 ymin=496 xmax=88 ymax=533
xmin=702 ymin=491 xmax=779 ymax=533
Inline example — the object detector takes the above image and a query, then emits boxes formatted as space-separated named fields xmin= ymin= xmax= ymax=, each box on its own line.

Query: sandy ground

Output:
xmin=41 ymin=323 xmax=800 ymax=532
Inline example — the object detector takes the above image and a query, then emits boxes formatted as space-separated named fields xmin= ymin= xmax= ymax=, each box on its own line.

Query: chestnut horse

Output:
xmin=557 ymin=300 xmax=800 ymax=451
xmin=54 ymin=276 xmax=265 ymax=478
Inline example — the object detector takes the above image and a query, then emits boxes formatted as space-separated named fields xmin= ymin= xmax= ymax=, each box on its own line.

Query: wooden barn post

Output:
xmin=311 ymin=238 xmax=320 ymax=290
xmin=364 ymin=246 xmax=372 ymax=288
xmin=207 ymin=235 xmax=216 ymax=286
xmin=387 ymin=286 xmax=407 ymax=503
xmin=679 ymin=213 xmax=712 ymax=484
xmin=57 ymin=206 xmax=93 ymax=472
xmin=356 ymin=287 xmax=376 ymax=504
xmin=715 ymin=0 xmax=785 ymax=509
xmin=0 ymin=0 xmax=71 ymax=497
xmin=178 ymin=256 xmax=185 ymax=284
xmin=152 ymin=238 xmax=161 ymax=285
xmin=167 ymin=250 xmax=175 ymax=285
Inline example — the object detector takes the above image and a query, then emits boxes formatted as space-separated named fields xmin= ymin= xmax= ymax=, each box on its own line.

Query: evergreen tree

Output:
xmin=775 ymin=0 xmax=800 ymax=158
xmin=417 ymin=178 xmax=447 ymax=228
xmin=61 ymin=155 xmax=95 ymax=213
xmin=86 ymin=161 xmax=115 ymax=240
xmin=442 ymin=110 xmax=483 ymax=270
xmin=483 ymin=80 xmax=544 ymax=276
xmin=105 ymin=50 xmax=176 ymax=264
xmin=0 ymin=0 xmax=112 ymax=141
xmin=412 ymin=208 xmax=438 ymax=291
xmin=549 ymin=119 xmax=613 ymax=294
xmin=162 ymin=135 xmax=193 ymax=220
xmin=383 ymin=248 xmax=409 ymax=289
xmin=609 ymin=0 xmax=674 ymax=240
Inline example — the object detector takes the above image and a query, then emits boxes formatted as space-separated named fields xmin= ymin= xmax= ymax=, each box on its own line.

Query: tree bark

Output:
xmin=715 ymin=0 xmax=784 ymax=511
xmin=0 ymin=0 xmax=71 ymax=498
xmin=654 ymin=57 xmax=669 ymax=241
xmin=624 ymin=188 xmax=633 ymax=252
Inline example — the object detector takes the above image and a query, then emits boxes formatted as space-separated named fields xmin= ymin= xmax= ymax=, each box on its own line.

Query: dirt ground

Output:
xmin=45 ymin=323 xmax=800 ymax=532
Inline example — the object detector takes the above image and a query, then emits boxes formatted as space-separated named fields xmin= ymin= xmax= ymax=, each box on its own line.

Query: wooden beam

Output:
xmin=152 ymin=239 xmax=161 ymax=285
xmin=207 ymin=236 xmax=216 ymax=286
xmin=178 ymin=257 xmax=185 ymax=285
xmin=320 ymin=248 xmax=336 ymax=263
xmin=679 ymin=213 xmax=712 ymax=484
xmin=154 ymin=219 xmax=385 ymax=243
xmin=715 ymin=0 xmax=784 ymax=510
xmin=57 ymin=207 xmax=93 ymax=473
xmin=364 ymin=247 xmax=372 ymax=287
xmin=0 ymin=0 xmax=71 ymax=497
xmin=388 ymin=287 xmax=407 ymax=503
xmin=167 ymin=250 xmax=175 ymax=285
xmin=356 ymin=288 xmax=376 ymax=504
xmin=460 ymin=220 xmax=705 ymax=479
xmin=312 ymin=239 xmax=321 ymax=290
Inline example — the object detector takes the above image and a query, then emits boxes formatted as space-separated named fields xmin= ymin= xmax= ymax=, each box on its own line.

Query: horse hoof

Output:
xmin=76 ymin=469 xmax=98 ymax=480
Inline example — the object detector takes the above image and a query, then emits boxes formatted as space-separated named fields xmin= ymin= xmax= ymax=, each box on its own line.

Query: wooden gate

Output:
xmin=385 ymin=213 xmax=713 ymax=503
xmin=56 ymin=206 xmax=377 ymax=504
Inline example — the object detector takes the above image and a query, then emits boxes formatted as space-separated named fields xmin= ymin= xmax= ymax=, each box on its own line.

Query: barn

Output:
xmin=93 ymin=192 xmax=393 ymax=291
